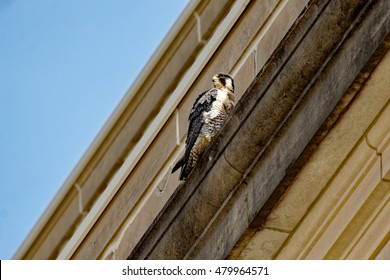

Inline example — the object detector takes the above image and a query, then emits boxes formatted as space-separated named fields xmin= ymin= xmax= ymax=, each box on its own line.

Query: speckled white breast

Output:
xmin=202 ymin=89 xmax=235 ymax=141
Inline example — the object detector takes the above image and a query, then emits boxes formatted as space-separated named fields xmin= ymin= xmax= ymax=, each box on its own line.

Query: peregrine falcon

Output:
xmin=172 ymin=73 xmax=235 ymax=180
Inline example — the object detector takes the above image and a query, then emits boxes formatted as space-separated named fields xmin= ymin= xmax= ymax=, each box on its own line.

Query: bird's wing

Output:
xmin=182 ymin=88 xmax=217 ymax=166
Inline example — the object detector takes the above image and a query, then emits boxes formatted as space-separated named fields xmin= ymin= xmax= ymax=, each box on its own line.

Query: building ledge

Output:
xmin=128 ymin=0 xmax=390 ymax=259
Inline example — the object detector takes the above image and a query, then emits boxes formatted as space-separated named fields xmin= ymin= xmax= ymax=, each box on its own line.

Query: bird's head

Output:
xmin=212 ymin=73 xmax=234 ymax=93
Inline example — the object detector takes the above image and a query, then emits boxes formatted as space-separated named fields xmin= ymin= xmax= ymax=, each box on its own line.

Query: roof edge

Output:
xmin=13 ymin=0 xmax=201 ymax=260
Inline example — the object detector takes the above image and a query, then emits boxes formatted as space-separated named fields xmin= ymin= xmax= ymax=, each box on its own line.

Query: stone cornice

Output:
xmin=128 ymin=0 xmax=390 ymax=259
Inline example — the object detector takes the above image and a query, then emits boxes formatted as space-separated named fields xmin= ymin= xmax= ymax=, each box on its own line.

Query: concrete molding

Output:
xmin=13 ymin=0 xmax=204 ymax=260
xmin=128 ymin=0 xmax=390 ymax=259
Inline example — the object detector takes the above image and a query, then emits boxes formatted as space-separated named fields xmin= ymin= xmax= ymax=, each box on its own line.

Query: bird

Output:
xmin=171 ymin=73 xmax=235 ymax=180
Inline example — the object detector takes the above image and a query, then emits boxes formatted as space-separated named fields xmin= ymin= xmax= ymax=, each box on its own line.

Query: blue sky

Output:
xmin=0 ymin=0 xmax=188 ymax=259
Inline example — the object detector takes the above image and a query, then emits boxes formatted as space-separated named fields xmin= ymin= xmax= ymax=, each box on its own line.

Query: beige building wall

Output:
xmin=229 ymin=49 xmax=390 ymax=260
xmin=14 ymin=0 xmax=389 ymax=260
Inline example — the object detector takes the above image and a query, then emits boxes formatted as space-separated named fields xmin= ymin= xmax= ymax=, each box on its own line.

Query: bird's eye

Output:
xmin=220 ymin=78 xmax=225 ymax=85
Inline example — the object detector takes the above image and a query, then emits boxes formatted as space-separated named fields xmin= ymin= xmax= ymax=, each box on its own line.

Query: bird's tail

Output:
xmin=179 ymin=165 xmax=191 ymax=181
xmin=171 ymin=156 xmax=185 ymax=174
xmin=172 ymin=156 xmax=193 ymax=180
